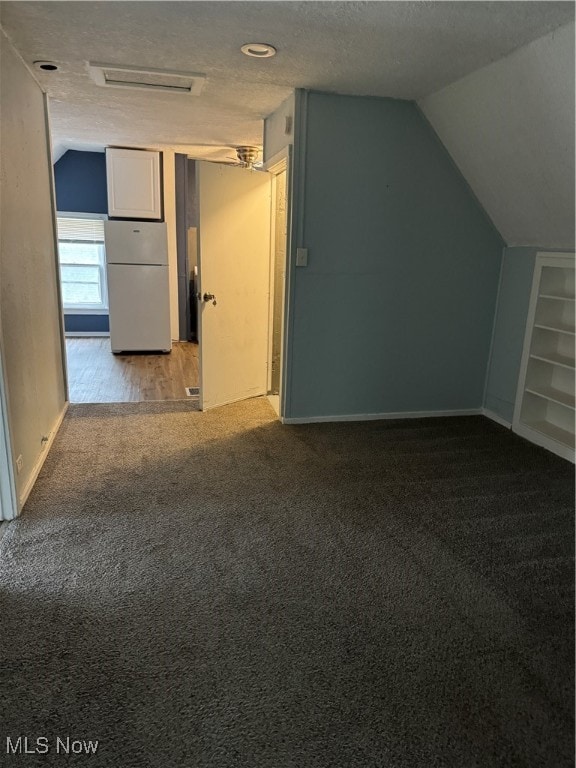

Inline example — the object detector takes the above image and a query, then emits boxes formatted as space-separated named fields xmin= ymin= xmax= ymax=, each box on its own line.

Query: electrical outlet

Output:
xmin=16 ymin=454 xmax=23 ymax=474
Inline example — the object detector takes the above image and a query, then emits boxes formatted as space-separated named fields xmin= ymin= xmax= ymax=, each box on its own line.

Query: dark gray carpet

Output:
xmin=0 ymin=399 xmax=573 ymax=767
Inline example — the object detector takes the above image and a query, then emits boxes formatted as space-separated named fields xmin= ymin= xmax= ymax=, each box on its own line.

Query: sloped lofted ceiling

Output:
xmin=0 ymin=0 xmax=573 ymax=161
xmin=0 ymin=1 xmax=574 ymax=246
xmin=420 ymin=22 xmax=575 ymax=249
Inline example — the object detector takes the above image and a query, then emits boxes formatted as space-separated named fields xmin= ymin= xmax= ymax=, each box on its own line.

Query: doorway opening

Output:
xmin=267 ymin=166 xmax=288 ymax=417
xmin=54 ymin=149 xmax=289 ymax=412
xmin=56 ymin=213 xmax=199 ymax=404
xmin=53 ymin=150 xmax=199 ymax=405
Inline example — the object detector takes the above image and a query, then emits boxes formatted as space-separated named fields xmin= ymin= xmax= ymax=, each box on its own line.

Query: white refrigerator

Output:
xmin=104 ymin=221 xmax=171 ymax=353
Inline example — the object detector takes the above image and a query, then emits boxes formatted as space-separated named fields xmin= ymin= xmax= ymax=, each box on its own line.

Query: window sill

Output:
xmin=63 ymin=308 xmax=109 ymax=315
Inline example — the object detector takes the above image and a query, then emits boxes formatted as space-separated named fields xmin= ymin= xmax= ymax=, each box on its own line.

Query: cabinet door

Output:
xmin=106 ymin=148 xmax=162 ymax=219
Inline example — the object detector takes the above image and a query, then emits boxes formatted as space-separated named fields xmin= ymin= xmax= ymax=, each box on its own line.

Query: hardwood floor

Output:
xmin=65 ymin=338 xmax=199 ymax=403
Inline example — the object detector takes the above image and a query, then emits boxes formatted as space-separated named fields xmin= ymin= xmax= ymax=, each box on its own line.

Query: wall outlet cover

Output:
xmin=296 ymin=247 xmax=308 ymax=267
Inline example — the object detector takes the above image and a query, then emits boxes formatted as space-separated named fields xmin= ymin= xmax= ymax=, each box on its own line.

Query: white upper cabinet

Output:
xmin=106 ymin=148 xmax=162 ymax=220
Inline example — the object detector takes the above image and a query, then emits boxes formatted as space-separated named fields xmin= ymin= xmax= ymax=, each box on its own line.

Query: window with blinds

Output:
xmin=57 ymin=216 xmax=108 ymax=311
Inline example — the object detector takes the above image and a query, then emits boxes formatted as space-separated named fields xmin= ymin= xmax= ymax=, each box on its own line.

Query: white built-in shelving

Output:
xmin=513 ymin=253 xmax=575 ymax=462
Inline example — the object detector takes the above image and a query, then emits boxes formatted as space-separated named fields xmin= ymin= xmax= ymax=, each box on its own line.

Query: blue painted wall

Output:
xmin=484 ymin=248 xmax=541 ymax=424
xmin=54 ymin=150 xmax=107 ymax=214
xmin=54 ymin=150 xmax=109 ymax=333
xmin=64 ymin=314 xmax=109 ymax=333
xmin=285 ymin=91 xmax=505 ymax=419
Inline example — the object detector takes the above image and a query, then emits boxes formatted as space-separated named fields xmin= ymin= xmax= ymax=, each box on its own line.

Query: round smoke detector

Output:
xmin=240 ymin=43 xmax=276 ymax=59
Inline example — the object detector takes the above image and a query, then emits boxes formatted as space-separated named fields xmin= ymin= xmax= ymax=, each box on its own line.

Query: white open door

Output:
xmin=197 ymin=161 xmax=272 ymax=410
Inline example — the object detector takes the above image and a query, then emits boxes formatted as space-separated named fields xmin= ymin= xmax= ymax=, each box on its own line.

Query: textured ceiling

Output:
xmin=1 ymin=1 xmax=573 ymax=160
xmin=419 ymin=22 xmax=575 ymax=248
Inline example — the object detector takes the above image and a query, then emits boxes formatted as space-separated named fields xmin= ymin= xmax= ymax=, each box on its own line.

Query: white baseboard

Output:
xmin=513 ymin=421 xmax=575 ymax=463
xmin=0 ymin=520 xmax=10 ymax=542
xmin=65 ymin=332 xmax=110 ymax=337
xmin=267 ymin=395 xmax=280 ymax=417
xmin=18 ymin=402 xmax=69 ymax=510
xmin=481 ymin=408 xmax=512 ymax=429
xmin=282 ymin=408 xmax=482 ymax=425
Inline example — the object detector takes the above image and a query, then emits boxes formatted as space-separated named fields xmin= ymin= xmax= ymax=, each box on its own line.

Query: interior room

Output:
xmin=53 ymin=146 xmax=200 ymax=403
xmin=0 ymin=2 xmax=574 ymax=766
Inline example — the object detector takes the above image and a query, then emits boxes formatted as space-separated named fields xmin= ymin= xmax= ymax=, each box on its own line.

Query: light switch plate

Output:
xmin=296 ymin=247 xmax=308 ymax=267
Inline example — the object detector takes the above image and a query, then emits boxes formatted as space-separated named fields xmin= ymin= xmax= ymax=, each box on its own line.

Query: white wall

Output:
xmin=264 ymin=93 xmax=295 ymax=162
xmin=419 ymin=22 xmax=575 ymax=249
xmin=0 ymin=31 xmax=67 ymax=511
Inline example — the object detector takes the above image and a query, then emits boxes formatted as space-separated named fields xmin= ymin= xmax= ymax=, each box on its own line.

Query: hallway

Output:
xmin=65 ymin=338 xmax=199 ymax=403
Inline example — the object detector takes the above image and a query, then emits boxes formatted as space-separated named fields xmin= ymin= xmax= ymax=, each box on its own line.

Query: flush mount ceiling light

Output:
xmin=235 ymin=146 xmax=261 ymax=169
xmin=34 ymin=60 xmax=59 ymax=71
xmin=240 ymin=43 xmax=277 ymax=59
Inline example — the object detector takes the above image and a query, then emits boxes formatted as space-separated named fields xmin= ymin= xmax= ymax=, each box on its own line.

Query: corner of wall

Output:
xmin=162 ymin=150 xmax=180 ymax=340
xmin=482 ymin=246 xmax=539 ymax=425
xmin=414 ymin=103 xmax=506 ymax=249
xmin=281 ymin=88 xmax=309 ymax=420
xmin=482 ymin=244 xmax=507 ymax=409
xmin=1 ymin=34 xmax=67 ymax=510
xmin=263 ymin=91 xmax=297 ymax=163
xmin=18 ymin=402 xmax=68 ymax=511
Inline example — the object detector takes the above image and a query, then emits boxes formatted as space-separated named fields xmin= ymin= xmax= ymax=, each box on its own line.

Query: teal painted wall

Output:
xmin=286 ymin=91 xmax=504 ymax=419
xmin=484 ymin=248 xmax=541 ymax=424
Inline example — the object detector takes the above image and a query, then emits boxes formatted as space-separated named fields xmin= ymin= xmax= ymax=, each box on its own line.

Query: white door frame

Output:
xmin=263 ymin=147 xmax=292 ymax=420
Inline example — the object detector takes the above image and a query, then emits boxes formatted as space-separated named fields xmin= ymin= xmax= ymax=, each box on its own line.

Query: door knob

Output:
xmin=203 ymin=292 xmax=217 ymax=306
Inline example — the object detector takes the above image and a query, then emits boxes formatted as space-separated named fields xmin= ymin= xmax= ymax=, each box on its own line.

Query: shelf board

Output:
xmin=539 ymin=293 xmax=575 ymax=302
xmin=525 ymin=386 xmax=575 ymax=410
xmin=530 ymin=352 xmax=575 ymax=370
xmin=534 ymin=323 xmax=575 ymax=336
xmin=523 ymin=419 xmax=575 ymax=448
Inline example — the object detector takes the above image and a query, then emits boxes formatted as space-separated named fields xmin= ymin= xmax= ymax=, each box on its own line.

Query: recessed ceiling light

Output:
xmin=34 ymin=60 xmax=59 ymax=72
xmin=241 ymin=43 xmax=276 ymax=59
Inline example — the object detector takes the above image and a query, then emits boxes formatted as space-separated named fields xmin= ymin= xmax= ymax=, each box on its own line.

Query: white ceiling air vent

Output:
xmin=87 ymin=62 xmax=206 ymax=96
